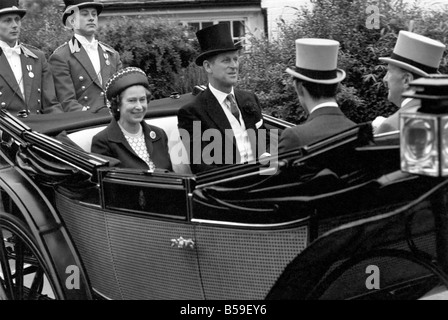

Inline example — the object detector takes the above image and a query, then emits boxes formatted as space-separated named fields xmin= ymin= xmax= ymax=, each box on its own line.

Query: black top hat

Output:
xmin=195 ymin=24 xmax=241 ymax=66
xmin=62 ymin=0 xmax=103 ymax=25
xmin=0 ymin=0 xmax=26 ymax=18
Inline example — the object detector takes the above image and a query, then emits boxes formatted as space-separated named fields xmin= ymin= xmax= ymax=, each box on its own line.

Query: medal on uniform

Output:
xmin=150 ymin=131 xmax=156 ymax=139
xmin=104 ymin=53 xmax=110 ymax=65
xmin=27 ymin=65 xmax=34 ymax=78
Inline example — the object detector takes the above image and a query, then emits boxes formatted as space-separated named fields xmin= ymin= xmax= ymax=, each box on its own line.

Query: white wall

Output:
xmin=261 ymin=0 xmax=310 ymax=39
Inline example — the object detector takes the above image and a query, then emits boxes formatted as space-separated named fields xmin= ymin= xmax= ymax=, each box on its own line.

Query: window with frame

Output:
xmin=186 ymin=20 xmax=246 ymax=45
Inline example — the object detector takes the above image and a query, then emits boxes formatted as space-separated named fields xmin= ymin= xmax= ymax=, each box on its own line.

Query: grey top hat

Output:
xmin=286 ymin=38 xmax=346 ymax=84
xmin=0 ymin=0 xmax=26 ymax=18
xmin=379 ymin=31 xmax=446 ymax=77
xmin=195 ymin=24 xmax=241 ymax=66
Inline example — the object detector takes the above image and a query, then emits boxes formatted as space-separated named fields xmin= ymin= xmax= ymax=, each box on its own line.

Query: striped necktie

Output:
xmin=226 ymin=93 xmax=240 ymax=123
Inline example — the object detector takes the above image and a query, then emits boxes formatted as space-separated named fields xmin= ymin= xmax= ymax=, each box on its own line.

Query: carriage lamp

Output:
xmin=400 ymin=75 xmax=448 ymax=177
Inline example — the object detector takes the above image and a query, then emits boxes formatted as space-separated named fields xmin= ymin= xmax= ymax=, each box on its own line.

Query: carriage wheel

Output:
xmin=0 ymin=212 xmax=62 ymax=300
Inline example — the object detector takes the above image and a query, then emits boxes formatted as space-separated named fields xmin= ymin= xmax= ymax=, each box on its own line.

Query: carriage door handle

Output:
xmin=171 ymin=236 xmax=195 ymax=249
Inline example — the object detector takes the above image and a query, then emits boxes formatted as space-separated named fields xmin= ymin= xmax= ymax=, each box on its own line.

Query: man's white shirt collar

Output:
xmin=401 ymin=98 xmax=413 ymax=108
xmin=309 ymin=101 xmax=338 ymax=114
xmin=0 ymin=40 xmax=17 ymax=48
xmin=209 ymin=83 xmax=235 ymax=105
xmin=74 ymin=34 xmax=97 ymax=47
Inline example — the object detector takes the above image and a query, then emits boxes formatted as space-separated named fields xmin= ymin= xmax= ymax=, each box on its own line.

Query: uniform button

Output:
xmin=86 ymin=106 xmax=90 ymax=110
xmin=37 ymin=99 xmax=41 ymax=104
xmin=1 ymin=102 xmax=5 ymax=107
xmin=100 ymin=92 xmax=104 ymax=96
xmin=81 ymin=86 xmax=86 ymax=90
xmin=84 ymin=96 xmax=88 ymax=100
xmin=37 ymin=88 xmax=41 ymax=93
xmin=79 ymin=76 xmax=84 ymax=81
xmin=0 ymin=92 xmax=2 ymax=96
xmin=36 ymin=110 xmax=41 ymax=114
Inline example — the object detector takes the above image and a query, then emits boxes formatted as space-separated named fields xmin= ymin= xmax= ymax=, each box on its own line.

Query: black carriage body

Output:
xmin=1 ymin=92 xmax=448 ymax=300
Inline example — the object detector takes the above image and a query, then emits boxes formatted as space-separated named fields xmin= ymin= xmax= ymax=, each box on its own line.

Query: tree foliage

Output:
xmin=239 ymin=0 xmax=448 ymax=124
xmin=97 ymin=17 xmax=199 ymax=98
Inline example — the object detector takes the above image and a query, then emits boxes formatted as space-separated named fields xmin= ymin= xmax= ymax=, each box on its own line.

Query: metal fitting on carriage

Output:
xmin=170 ymin=236 xmax=195 ymax=249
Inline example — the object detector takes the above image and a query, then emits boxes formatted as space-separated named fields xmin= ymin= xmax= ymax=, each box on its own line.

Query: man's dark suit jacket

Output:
xmin=49 ymin=37 xmax=122 ymax=112
xmin=91 ymin=118 xmax=172 ymax=171
xmin=0 ymin=43 xmax=62 ymax=114
xmin=279 ymin=107 xmax=356 ymax=153
xmin=177 ymin=87 xmax=269 ymax=174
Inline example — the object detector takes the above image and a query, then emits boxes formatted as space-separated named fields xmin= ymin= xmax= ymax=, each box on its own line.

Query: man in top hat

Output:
xmin=278 ymin=38 xmax=356 ymax=153
xmin=49 ymin=0 xmax=122 ymax=112
xmin=0 ymin=0 xmax=62 ymax=115
xmin=177 ymin=23 xmax=270 ymax=174
xmin=374 ymin=31 xmax=446 ymax=134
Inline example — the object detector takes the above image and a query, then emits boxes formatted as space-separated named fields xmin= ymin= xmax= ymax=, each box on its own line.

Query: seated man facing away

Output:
xmin=279 ymin=38 xmax=356 ymax=153
xmin=91 ymin=67 xmax=172 ymax=172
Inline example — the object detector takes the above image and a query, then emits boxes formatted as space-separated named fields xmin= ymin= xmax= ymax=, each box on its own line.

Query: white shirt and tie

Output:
xmin=209 ymin=84 xmax=255 ymax=163
xmin=74 ymin=34 xmax=102 ymax=85
xmin=0 ymin=40 xmax=25 ymax=99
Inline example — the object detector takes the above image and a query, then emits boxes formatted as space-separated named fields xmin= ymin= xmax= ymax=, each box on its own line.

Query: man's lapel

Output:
xmin=98 ymin=44 xmax=111 ymax=88
xmin=0 ymin=50 xmax=25 ymax=102
xmin=203 ymin=87 xmax=232 ymax=132
xmin=20 ymin=52 xmax=35 ymax=106
xmin=235 ymin=90 xmax=259 ymax=155
xmin=71 ymin=37 xmax=102 ymax=88
xmin=235 ymin=90 xmax=257 ymax=130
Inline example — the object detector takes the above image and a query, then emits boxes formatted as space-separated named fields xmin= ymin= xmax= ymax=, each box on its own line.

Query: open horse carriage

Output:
xmin=1 ymin=87 xmax=448 ymax=300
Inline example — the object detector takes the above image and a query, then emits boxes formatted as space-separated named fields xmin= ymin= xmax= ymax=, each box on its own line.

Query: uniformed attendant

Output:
xmin=0 ymin=0 xmax=62 ymax=116
xmin=49 ymin=0 xmax=122 ymax=112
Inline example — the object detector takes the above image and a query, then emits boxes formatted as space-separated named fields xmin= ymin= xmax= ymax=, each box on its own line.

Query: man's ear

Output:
xmin=65 ymin=16 xmax=75 ymax=30
xmin=203 ymin=60 xmax=213 ymax=74
xmin=403 ymin=72 xmax=415 ymax=88
xmin=294 ymin=80 xmax=304 ymax=97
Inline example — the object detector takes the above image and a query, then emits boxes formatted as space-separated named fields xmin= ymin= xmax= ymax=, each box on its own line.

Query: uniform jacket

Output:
xmin=91 ymin=118 xmax=172 ymax=171
xmin=49 ymin=37 xmax=122 ymax=112
xmin=279 ymin=107 xmax=356 ymax=153
xmin=0 ymin=43 xmax=62 ymax=115
xmin=177 ymin=86 xmax=269 ymax=174
xmin=374 ymin=99 xmax=421 ymax=135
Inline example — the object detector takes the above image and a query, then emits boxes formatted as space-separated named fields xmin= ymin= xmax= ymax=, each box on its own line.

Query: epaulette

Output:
xmin=19 ymin=43 xmax=39 ymax=59
xmin=99 ymin=41 xmax=116 ymax=54
xmin=53 ymin=42 xmax=68 ymax=53
xmin=192 ymin=85 xmax=207 ymax=96
xmin=20 ymin=43 xmax=40 ymax=51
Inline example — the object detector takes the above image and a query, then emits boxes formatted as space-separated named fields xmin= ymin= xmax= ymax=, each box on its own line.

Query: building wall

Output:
xmin=99 ymin=2 xmax=265 ymax=40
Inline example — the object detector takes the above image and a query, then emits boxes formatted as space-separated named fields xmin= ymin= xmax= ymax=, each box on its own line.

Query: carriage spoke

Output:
xmin=0 ymin=226 xmax=16 ymax=300
xmin=15 ymin=239 xmax=25 ymax=299
xmin=27 ymin=268 xmax=44 ymax=300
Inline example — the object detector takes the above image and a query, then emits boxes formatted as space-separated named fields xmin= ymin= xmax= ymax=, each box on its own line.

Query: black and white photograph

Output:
xmin=1 ymin=0 xmax=448 ymax=308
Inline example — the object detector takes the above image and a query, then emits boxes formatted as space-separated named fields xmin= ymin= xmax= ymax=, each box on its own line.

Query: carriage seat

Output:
xmin=66 ymin=116 xmax=192 ymax=174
